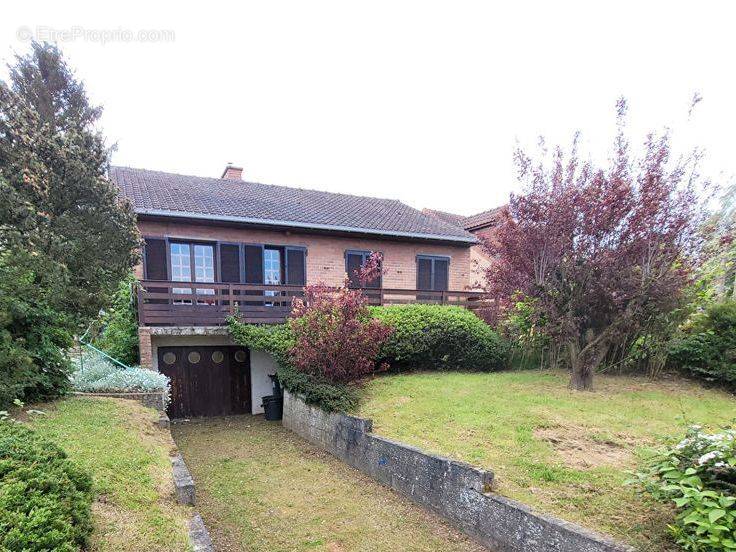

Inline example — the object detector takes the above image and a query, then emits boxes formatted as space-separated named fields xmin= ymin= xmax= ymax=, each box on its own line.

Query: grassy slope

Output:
xmin=28 ymin=397 xmax=190 ymax=552
xmin=357 ymin=370 xmax=736 ymax=551
xmin=173 ymin=416 xmax=486 ymax=552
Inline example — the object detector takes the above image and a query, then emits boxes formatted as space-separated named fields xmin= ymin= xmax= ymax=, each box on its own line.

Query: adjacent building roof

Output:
xmin=421 ymin=206 xmax=505 ymax=232
xmin=110 ymin=166 xmax=477 ymax=244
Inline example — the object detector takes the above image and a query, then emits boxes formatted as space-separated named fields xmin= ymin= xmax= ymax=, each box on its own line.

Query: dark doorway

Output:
xmin=158 ymin=346 xmax=251 ymax=418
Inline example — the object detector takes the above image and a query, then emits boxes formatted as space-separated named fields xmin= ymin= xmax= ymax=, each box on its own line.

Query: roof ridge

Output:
xmin=110 ymin=165 xmax=406 ymax=206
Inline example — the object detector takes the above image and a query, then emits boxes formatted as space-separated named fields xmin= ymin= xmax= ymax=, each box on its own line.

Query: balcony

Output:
xmin=136 ymin=280 xmax=486 ymax=326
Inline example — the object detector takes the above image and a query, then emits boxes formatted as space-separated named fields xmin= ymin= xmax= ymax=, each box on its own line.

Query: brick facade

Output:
xmin=138 ymin=326 xmax=153 ymax=369
xmin=135 ymin=219 xmax=472 ymax=291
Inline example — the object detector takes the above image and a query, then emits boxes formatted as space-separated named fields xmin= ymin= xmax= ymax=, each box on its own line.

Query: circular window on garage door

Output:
xmin=234 ymin=350 xmax=247 ymax=363
xmin=162 ymin=352 xmax=176 ymax=365
xmin=211 ymin=350 xmax=224 ymax=364
xmin=187 ymin=351 xmax=201 ymax=364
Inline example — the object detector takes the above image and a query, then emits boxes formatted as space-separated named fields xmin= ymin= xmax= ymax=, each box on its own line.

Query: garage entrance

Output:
xmin=158 ymin=346 xmax=251 ymax=418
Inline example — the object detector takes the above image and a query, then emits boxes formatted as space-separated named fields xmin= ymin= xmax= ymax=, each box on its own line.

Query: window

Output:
xmin=264 ymin=247 xmax=282 ymax=305
xmin=264 ymin=248 xmax=282 ymax=285
xmin=345 ymin=250 xmax=382 ymax=289
xmin=171 ymin=243 xmax=191 ymax=283
xmin=169 ymin=241 xmax=215 ymax=301
xmin=416 ymin=255 xmax=450 ymax=292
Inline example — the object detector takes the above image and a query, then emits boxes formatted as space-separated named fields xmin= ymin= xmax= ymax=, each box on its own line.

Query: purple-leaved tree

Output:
xmin=484 ymin=99 xmax=705 ymax=390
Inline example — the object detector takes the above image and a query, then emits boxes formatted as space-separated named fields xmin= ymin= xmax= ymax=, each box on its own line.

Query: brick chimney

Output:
xmin=221 ymin=163 xmax=243 ymax=180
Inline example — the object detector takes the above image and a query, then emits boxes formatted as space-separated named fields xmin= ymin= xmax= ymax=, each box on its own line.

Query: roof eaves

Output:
xmin=136 ymin=208 xmax=479 ymax=244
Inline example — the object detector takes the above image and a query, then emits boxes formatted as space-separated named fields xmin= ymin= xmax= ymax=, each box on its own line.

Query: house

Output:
xmin=423 ymin=206 xmax=504 ymax=289
xmin=110 ymin=164 xmax=481 ymax=418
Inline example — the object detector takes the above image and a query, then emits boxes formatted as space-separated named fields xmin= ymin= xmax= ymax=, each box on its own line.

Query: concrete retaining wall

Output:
xmin=282 ymin=391 xmax=633 ymax=552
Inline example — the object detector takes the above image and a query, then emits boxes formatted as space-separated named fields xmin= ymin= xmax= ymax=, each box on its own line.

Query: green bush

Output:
xmin=95 ymin=274 xmax=140 ymax=366
xmin=0 ymin=421 xmax=93 ymax=551
xmin=228 ymin=305 xmax=508 ymax=411
xmin=228 ymin=320 xmax=357 ymax=412
xmin=669 ymin=301 xmax=736 ymax=389
xmin=370 ymin=305 xmax=508 ymax=371
xmin=0 ymin=253 xmax=73 ymax=409
xmin=631 ymin=424 xmax=735 ymax=551
xmin=276 ymin=362 xmax=358 ymax=412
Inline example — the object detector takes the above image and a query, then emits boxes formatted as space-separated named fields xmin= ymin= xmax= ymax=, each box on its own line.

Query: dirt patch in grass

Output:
xmin=534 ymin=426 xmax=634 ymax=469
xmin=173 ymin=415 xmax=486 ymax=552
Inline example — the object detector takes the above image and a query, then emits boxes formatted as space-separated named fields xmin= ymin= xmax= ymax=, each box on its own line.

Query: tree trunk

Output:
xmin=570 ymin=361 xmax=594 ymax=390
xmin=567 ymin=333 xmax=609 ymax=391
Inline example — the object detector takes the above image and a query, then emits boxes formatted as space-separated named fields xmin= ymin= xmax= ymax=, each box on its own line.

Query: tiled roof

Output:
xmin=421 ymin=208 xmax=468 ymax=227
xmin=110 ymin=166 xmax=476 ymax=244
xmin=422 ymin=206 xmax=505 ymax=231
xmin=462 ymin=207 xmax=504 ymax=230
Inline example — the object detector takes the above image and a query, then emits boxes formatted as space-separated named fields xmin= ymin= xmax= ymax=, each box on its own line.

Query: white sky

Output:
xmin=2 ymin=1 xmax=735 ymax=216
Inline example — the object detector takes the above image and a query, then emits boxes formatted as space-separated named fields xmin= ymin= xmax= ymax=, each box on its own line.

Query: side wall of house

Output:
xmin=134 ymin=219 xmax=472 ymax=290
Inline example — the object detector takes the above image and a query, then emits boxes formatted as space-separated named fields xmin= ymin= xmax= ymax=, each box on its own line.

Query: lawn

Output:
xmin=172 ymin=415 xmax=486 ymax=552
xmin=27 ymin=397 xmax=191 ymax=552
xmin=356 ymin=370 xmax=736 ymax=551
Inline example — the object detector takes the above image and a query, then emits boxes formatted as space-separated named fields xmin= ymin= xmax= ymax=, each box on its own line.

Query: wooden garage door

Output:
xmin=158 ymin=346 xmax=251 ymax=418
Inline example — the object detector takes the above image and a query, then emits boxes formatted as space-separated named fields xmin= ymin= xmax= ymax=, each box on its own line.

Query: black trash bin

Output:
xmin=262 ymin=394 xmax=283 ymax=421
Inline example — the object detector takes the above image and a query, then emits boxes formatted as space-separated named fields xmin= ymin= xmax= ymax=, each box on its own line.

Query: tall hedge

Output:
xmin=370 ymin=305 xmax=508 ymax=371
xmin=0 ymin=421 xmax=93 ymax=551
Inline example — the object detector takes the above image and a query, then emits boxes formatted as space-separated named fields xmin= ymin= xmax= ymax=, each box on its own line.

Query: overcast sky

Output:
xmin=2 ymin=1 xmax=734 ymax=215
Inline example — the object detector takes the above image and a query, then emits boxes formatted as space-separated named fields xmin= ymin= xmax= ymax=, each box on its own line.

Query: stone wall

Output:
xmin=73 ymin=391 xmax=165 ymax=411
xmin=282 ymin=391 xmax=633 ymax=552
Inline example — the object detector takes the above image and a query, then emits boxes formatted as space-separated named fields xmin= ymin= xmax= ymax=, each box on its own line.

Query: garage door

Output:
xmin=158 ymin=346 xmax=251 ymax=418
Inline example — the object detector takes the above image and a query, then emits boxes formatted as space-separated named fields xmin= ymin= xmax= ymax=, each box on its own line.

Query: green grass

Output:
xmin=356 ymin=370 xmax=736 ymax=551
xmin=173 ymin=415 xmax=486 ymax=552
xmin=28 ymin=397 xmax=190 ymax=552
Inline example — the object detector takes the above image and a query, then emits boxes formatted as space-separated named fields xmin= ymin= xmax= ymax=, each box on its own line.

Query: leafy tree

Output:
xmin=94 ymin=273 xmax=140 ymax=366
xmin=484 ymin=99 xmax=704 ymax=390
xmin=0 ymin=42 xmax=139 ymax=406
xmin=0 ymin=41 xmax=139 ymax=323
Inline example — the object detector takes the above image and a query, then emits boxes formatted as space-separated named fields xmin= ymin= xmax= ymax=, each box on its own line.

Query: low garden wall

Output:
xmin=282 ymin=391 xmax=633 ymax=552
xmin=72 ymin=391 xmax=165 ymax=411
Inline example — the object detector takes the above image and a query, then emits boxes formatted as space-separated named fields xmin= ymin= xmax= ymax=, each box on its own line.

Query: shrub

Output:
xmin=289 ymin=282 xmax=393 ymax=383
xmin=371 ymin=304 xmax=508 ymax=371
xmin=0 ymin=421 xmax=94 ymax=551
xmin=0 ymin=253 xmax=73 ymax=409
xmin=94 ymin=274 xmax=140 ymax=366
xmin=276 ymin=362 xmax=358 ymax=412
xmin=632 ymin=424 xmax=735 ymax=551
xmin=669 ymin=301 xmax=736 ymax=389
xmin=71 ymin=354 xmax=170 ymax=404
xmin=228 ymin=319 xmax=356 ymax=412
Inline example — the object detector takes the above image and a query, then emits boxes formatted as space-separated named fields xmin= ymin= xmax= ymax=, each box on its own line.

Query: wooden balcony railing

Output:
xmin=136 ymin=280 xmax=487 ymax=326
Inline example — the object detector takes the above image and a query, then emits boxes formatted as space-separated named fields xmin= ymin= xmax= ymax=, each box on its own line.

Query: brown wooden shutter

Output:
xmin=285 ymin=248 xmax=306 ymax=286
xmin=244 ymin=245 xmax=264 ymax=284
xmin=144 ymin=238 xmax=168 ymax=280
xmin=417 ymin=257 xmax=432 ymax=290
xmin=219 ymin=244 xmax=242 ymax=283
xmin=434 ymin=259 xmax=449 ymax=291
xmin=345 ymin=251 xmax=363 ymax=288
